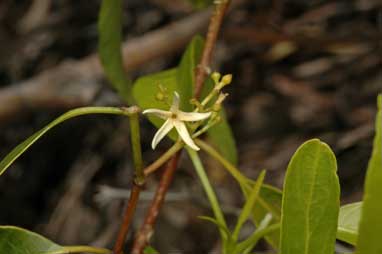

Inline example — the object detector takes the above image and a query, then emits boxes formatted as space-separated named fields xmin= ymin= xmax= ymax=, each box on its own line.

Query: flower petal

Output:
xmin=177 ymin=111 xmax=212 ymax=122
xmin=170 ymin=92 xmax=180 ymax=112
xmin=151 ymin=119 xmax=174 ymax=149
xmin=173 ymin=120 xmax=199 ymax=151
xmin=143 ymin=109 xmax=172 ymax=120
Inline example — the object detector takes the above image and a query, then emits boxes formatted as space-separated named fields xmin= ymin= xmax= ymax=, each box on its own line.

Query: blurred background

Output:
xmin=0 ymin=0 xmax=381 ymax=253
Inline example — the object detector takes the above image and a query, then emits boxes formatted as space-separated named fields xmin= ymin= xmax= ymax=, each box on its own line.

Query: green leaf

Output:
xmin=0 ymin=107 xmax=132 ymax=176
xmin=0 ymin=226 xmax=62 ymax=253
xmin=207 ymin=109 xmax=238 ymax=165
xmin=98 ymin=0 xmax=132 ymax=104
xmin=337 ymin=202 xmax=361 ymax=245
xmin=0 ymin=226 xmax=110 ymax=254
xmin=356 ymin=95 xmax=382 ymax=254
xmin=233 ymin=170 xmax=266 ymax=241
xmin=280 ymin=139 xmax=340 ymax=254
xmin=176 ymin=35 xmax=204 ymax=111
xmin=132 ymin=68 xmax=178 ymax=141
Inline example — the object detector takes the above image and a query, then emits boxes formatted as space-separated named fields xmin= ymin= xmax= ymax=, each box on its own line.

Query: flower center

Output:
xmin=171 ymin=113 xmax=177 ymax=119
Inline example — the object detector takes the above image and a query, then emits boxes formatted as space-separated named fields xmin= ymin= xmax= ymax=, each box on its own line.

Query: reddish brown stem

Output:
xmin=113 ymin=183 xmax=142 ymax=254
xmin=131 ymin=153 xmax=181 ymax=254
xmin=194 ymin=1 xmax=230 ymax=98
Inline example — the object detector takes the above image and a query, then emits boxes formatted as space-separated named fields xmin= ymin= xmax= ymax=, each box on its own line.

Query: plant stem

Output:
xmin=113 ymin=108 xmax=145 ymax=254
xmin=113 ymin=184 xmax=141 ymax=254
xmin=45 ymin=246 xmax=111 ymax=254
xmin=194 ymin=0 xmax=230 ymax=98
xmin=143 ymin=140 xmax=184 ymax=176
xmin=195 ymin=139 xmax=248 ymax=186
xmin=187 ymin=149 xmax=228 ymax=240
xmin=129 ymin=110 xmax=144 ymax=184
xmin=132 ymin=153 xmax=181 ymax=254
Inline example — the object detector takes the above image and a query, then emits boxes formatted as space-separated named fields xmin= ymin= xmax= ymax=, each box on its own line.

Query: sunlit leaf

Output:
xmin=356 ymin=95 xmax=382 ymax=254
xmin=280 ymin=139 xmax=340 ymax=254
xmin=98 ymin=0 xmax=132 ymax=103
xmin=0 ymin=107 xmax=131 ymax=176
xmin=337 ymin=202 xmax=361 ymax=245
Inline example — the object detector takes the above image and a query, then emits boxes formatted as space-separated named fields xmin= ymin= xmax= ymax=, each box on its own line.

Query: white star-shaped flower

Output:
xmin=143 ymin=92 xmax=211 ymax=150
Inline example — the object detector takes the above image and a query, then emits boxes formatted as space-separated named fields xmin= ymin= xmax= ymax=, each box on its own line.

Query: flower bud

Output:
xmin=155 ymin=92 xmax=165 ymax=101
xmin=211 ymin=72 xmax=221 ymax=84
xmin=221 ymin=74 xmax=232 ymax=85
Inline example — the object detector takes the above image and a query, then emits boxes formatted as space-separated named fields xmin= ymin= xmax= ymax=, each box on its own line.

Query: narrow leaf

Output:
xmin=337 ymin=202 xmax=361 ymax=245
xmin=98 ymin=0 xmax=132 ymax=103
xmin=356 ymin=95 xmax=382 ymax=254
xmin=280 ymin=139 xmax=340 ymax=254
xmin=198 ymin=216 xmax=231 ymax=238
xmin=0 ymin=107 xmax=131 ymax=176
xmin=233 ymin=170 xmax=266 ymax=241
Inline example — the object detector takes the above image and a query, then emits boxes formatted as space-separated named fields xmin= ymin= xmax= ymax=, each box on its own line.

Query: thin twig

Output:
xmin=131 ymin=153 xmax=181 ymax=254
xmin=113 ymin=109 xmax=145 ymax=254
xmin=113 ymin=184 xmax=142 ymax=254
xmin=194 ymin=0 xmax=230 ymax=98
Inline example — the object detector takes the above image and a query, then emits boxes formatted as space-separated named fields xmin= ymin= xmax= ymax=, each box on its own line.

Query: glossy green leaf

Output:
xmin=356 ymin=95 xmax=382 ymax=254
xmin=98 ymin=0 xmax=132 ymax=103
xmin=337 ymin=202 xmax=361 ymax=245
xmin=0 ymin=226 xmax=62 ymax=253
xmin=0 ymin=107 xmax=132 ymax=176
xmin=280 ymin=139 xmax=340 ymax=254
